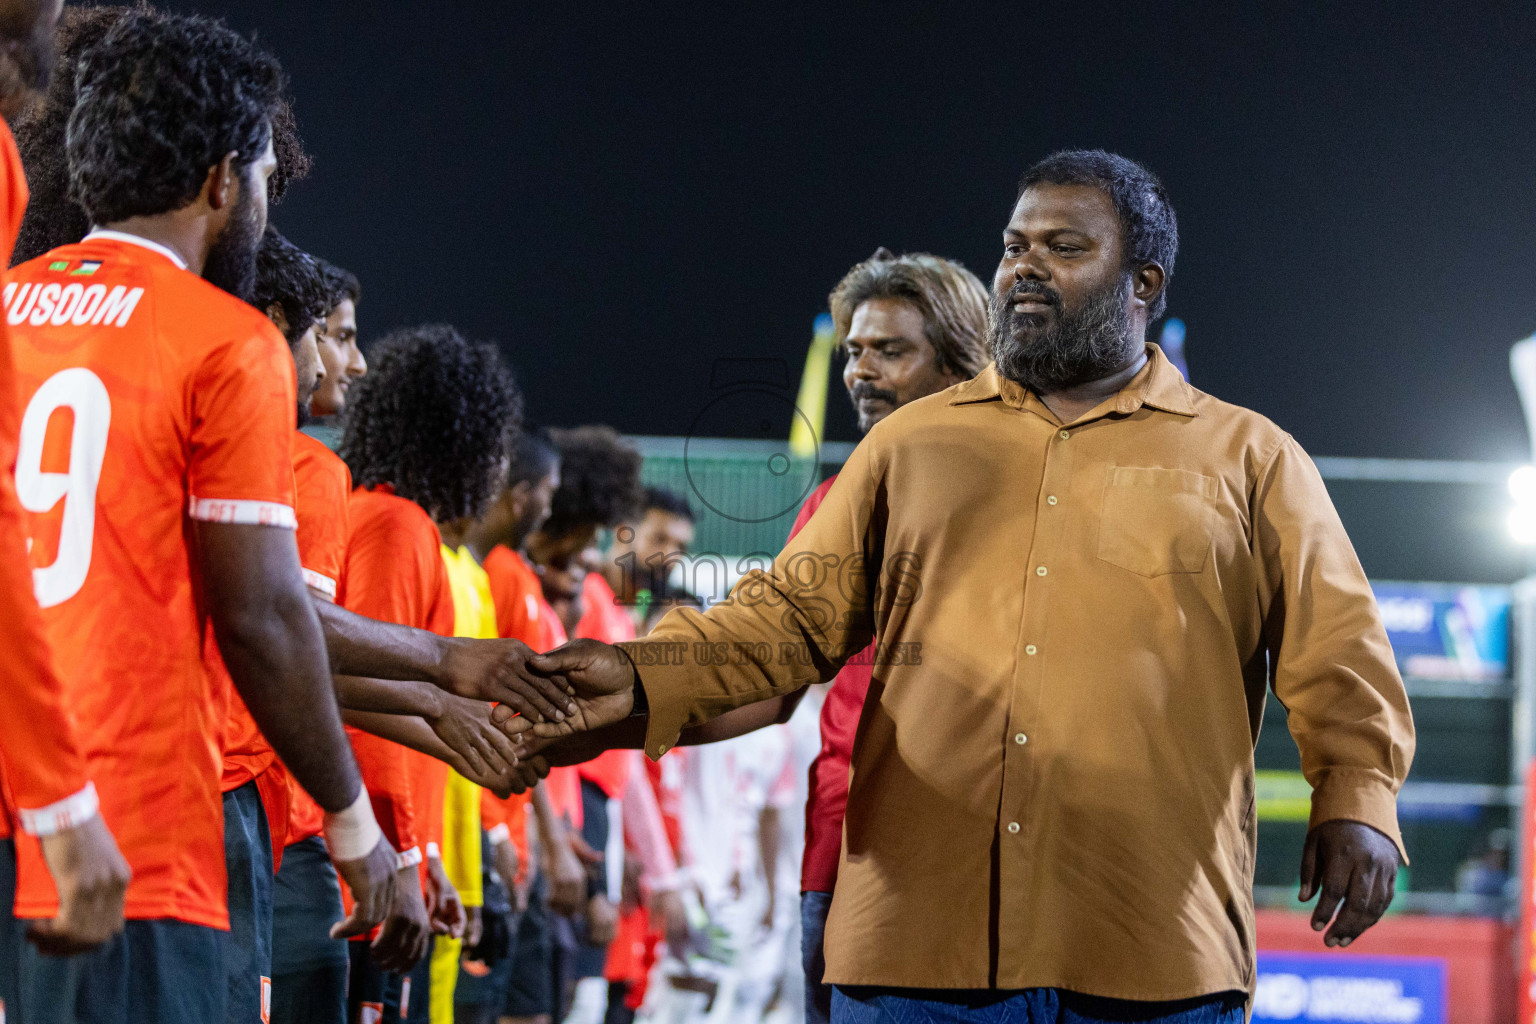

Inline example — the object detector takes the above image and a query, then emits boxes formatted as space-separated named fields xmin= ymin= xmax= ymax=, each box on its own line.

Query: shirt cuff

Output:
xmin=17 ymin=781 xmax=99 ymax=837
xmin=1309 ymin=767 xmax=1408 ymax=865
xmin=301 ymin=568 xmax=337 ymax=598
xmin=187 ymin=496 xmax=297 ymax=529
xmin=618 ymin=641 xmax=693 ymax=760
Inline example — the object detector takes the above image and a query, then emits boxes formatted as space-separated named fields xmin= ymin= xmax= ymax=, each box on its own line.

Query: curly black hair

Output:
xmin=1017 ymin=150 xmax=1178 ymax=320
xmin=643 ymin=486 xmax=694 ymax=524
xmin=253 ymin=227 xmax=327 ymax=344
xmin=510 ymin=426 xmax=559 ymax=489
xmin=11 ymin=5 xmax=310 ymax=266
xmin=315 ymin=256 xmax=360 ymax=312
xmin=542 ymin=425 xmax=643 ymax=538
xmin=341 ymin=325 xmax=523 ymax=523
xmin=65 ymin=10 xmax=284 ymax=226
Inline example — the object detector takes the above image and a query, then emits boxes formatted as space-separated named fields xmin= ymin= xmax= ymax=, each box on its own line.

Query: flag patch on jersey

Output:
xmin=47 ymin=260 xmax=68 ymax=272
xmin=70 ymin=260 xmax=103 ymax=276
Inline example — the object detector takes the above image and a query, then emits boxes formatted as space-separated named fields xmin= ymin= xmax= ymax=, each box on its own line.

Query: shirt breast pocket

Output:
xmin=1096 ymin=466 xmax=1218 ymax=577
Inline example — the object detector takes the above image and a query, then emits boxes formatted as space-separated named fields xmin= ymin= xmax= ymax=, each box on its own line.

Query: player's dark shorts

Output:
xmin=20 ymin=919 xmax=229 ymax=1024
xmin=572 ymin=778 xmax=611 ymax=979
xmin=503 ymin=872 xmax=554 ymax=1017
xmin=385 ymin=945 xmax=432 ymax=1023
xmin=223 ymin=779 xmax=274 ymax=1024
xmin=271 ymin=835 xmax=348 ymax=1024
xmin=0 ymin=838 xmax=23 ymax=1021
xmin=349 ymin=939 xmax=432 ymax=1024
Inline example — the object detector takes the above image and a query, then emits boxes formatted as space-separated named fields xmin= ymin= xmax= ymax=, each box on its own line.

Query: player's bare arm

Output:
xmin=195 ymin=520 xmax=397 ymax=934
xmin=312 ymin=598 xmax=575 ymax=724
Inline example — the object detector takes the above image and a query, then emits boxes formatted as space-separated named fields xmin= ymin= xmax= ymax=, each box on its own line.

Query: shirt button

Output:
xmin=1014 ymin=733 xmax=1028 ymax=745
xmin=1007 ymin=822 xmax=1021 ymax=834
xmin=1025 ymin=644 xmax=1037 ymax=655
xmin=1036 ymin=566 xmax=1047 ymax=577
xmin=1047 ymin=495 xmax=1058 ymax=506
xmin=1058 ymin=430 xmax=1070 ymax=440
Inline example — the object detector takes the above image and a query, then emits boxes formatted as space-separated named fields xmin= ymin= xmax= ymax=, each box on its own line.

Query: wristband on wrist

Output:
xmin=18 ymin=781 xmax=100 ymax=837
xmin=426 ymin=841 xmax=441 ymax=860
xmin=321 ymin=786 xmax=383 ymax=862
xmin=397 ymin=845 xmax=423 ymax=870
xmin=487 ymin=823 xmax=511 ymax=845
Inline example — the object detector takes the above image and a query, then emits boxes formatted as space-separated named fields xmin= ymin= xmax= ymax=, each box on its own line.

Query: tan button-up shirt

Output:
xmin=626 ymin=344 xmax=1413 ymax=1002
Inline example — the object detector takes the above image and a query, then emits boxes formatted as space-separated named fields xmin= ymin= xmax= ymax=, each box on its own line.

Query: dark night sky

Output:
xmin=160 ymin=2 xmax=1536 ymax=460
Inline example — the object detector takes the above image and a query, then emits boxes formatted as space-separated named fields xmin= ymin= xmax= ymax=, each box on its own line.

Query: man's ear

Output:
xmin=1132 ymin=262 xmax=1166 ymax=310
xmin=205 ymin=151 xmax=242 ymax=212
xmin=508 ymin=479 xmax=533 ymax=518
xmin=265 ymin=304 xmax=288 ymax=337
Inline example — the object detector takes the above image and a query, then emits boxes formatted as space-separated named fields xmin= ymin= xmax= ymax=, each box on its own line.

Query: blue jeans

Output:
xmin=802 ymin=891 xmax=834 ymax=1024
xmin=831 ymin=986 xmax=1246 ymax=1023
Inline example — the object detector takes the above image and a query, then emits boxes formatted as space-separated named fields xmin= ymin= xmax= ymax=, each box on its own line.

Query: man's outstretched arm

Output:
xmin=504 ymin=441 xmax=882 ymax=753
xmin=196 ymin=521 xmax=396 ymax=937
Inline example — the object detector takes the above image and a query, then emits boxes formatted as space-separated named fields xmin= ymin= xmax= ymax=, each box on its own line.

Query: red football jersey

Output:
xmin=0 ymin=118 xmax=92 ymax=843
xmin=478 ymin=545 xmax=543 ymax=868
xmin=339 ymin=484 xmax=456 ymax=861
xmin=791 ymin=475 xmax=874 ymax=894
xmin=576 ymin=572 xmax=635 ymax=799
xmin=7 ymin=230 xmax=298 ymax=927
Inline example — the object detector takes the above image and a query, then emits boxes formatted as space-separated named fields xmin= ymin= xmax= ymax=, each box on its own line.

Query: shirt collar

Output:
xmin=81 ymin=229 xmax=189 ymax=271
xmin=949 ymin=343 xmax=1198 ymax=419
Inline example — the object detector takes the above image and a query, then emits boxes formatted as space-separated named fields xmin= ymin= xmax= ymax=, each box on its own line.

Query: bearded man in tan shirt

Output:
xmin=511 ymin=149 xmax=1414 ymax=1024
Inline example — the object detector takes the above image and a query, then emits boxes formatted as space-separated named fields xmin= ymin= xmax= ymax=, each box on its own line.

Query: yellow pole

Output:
xmin=789 ymin=313 xmax=835 ymax=458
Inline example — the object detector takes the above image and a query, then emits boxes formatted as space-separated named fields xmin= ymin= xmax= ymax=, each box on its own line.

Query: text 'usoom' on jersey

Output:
xmin=2 ymin=281 xmax=145 ymax=329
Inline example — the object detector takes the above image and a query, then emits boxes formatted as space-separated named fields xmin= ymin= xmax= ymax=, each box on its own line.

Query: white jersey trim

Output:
xmin=17 ymin=781 xmax=100 ymax=837
xmin=302 ymin=568 xmax=338 ymax=598
xmin=188 ymin=496 xmax=297 ymax=529
xmin=81 ymin=229 xmax=189 ymax=270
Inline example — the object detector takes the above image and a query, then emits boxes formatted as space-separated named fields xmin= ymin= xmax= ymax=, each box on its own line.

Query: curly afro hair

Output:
xmin=542 ymin=425 xmax=643 ymax=538
xmin=60 ymin=10 xmax=293 ymax=228
xmin=341 ymin=325 xmax=523 ymax=523
xmin=11 ymin=4 xmax=310 ymax=266
xmin=253 ymin=227 xmax=327 ymax=344
xmin=315 ymin=256 xmax=360 ymax=313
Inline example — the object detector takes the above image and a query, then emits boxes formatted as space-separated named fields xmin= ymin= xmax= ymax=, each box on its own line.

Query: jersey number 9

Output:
xmin=15 ymin=367 xmax=111 ymax=608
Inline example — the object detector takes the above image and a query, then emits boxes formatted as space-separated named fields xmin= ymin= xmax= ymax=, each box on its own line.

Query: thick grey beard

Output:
xmin=990 ymin=275 xmax=1140 ymax=394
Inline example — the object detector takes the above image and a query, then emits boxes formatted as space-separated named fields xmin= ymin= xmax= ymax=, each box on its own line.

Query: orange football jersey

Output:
xmin=339 ymin=484 xmax=456 ymax=861
xmin=279 ymin=429 xmax=354 ymax=846
xmin=0 ymin=118 xmax=93 ymax=843
xmin=6 ymin=231 xmax=298 ymax=927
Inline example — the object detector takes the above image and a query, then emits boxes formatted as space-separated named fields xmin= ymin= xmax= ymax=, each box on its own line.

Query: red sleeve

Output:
xmin=186 ymin=324 xmax=298 ymax=527
xmin=788 ymin=474 xmax=838 ymax=542
xmin=0 ymin=329 xmax=92 ymax=829
xmin=292 ymin=438 xmax=351 ymax=599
